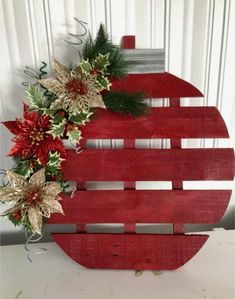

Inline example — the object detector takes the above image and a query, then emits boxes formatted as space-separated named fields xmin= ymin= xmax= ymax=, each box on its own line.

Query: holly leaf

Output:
xmin=46 ymin=151 xmax=64 ymax=175
xmin=80 ymin=59 xmax=92 ymax=75
xmin=26 ymin=85 xmax=45 ymax=109
xmin=14 ymin=162 xmax=33 ymax=178
xmin=13 ymin=157 xmax=34 ymax=178
xmin=49 ymin=113 xmax=66 ymax=138
xmin=53 ymin=113 xmax=65 ymax=124
xmin=50 ymin=121 xmax=66 ymax=138
xmin=67 ymin=127 xmax=82 ymax=145
xmin=68 ymin=111 xmax=93 ymax=126
xmin=92 ymin=53 xmax=110 ymax=72
xmin=96 ymin=75 xmax=111 ymax=90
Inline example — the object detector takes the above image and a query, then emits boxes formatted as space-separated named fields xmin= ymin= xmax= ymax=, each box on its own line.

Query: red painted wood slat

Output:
xmin=120 ymin=35 xmax=135 ymax=49
xmin=111 ymin=72 xmax=203 ymax=98
xmin=170 ymin=97 xmax=184 ymax=234
xmin=62 ymin=148 xmax=234 ymax=181
xmin=52 ymin=233 xmax=208 ymax=270
xmin=50 ymin=190 xmax=231 ymax=224
xmin=81 ymin=107 xmax=229 ymax=139
xmin=123 ymin=139 xmax=136 ymax=233
xmin=122 ymin=34 xmax=136 ymax=235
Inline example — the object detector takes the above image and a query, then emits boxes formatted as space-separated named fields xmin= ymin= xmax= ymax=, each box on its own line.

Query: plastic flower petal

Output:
xmin=2 ymin=109 xmax=65 ymax=166
xmin=39 ymin=59 xmax=106 ymax=114
xmin=0 ymin=168 xmax=63 ymax=235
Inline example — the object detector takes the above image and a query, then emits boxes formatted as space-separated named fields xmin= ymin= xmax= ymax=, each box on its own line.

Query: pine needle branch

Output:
xmin=103 ymin=91 xmax=149 ymax=117
xmin=83 ymin=24 xmax=132 ymax=78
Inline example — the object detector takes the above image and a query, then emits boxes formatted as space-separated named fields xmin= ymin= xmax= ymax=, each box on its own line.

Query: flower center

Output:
xmin=13 ymin=210 xmax=22 ymax=221
xmin=29 ymin=128 xmax=45 ymax=145
xmin=26 ymin=188 xmax=42 ymax=206
xmin=66 ymin=79 xmax=87 ymax=95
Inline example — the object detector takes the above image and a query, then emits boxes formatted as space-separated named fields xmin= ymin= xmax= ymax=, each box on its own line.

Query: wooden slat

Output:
xmin=49 ymin=190 xmax=231 ymax=224
xmin=121 ymin=35 xmax=135 ymax=49
xmin=81 ymin=107 xmax=229 ymax=139
xmin=111 ymin=72 xmax=203 ymax=98
xmin=62 ymin=148 xmax=234 ymax=181
xmin=123 ymin=139 xmax=136 ymax=233
xmin=52 ymin=233 xmax=208 ymax=270
xmin=170 ymin=97 xmax=184 ymax=234
xmin=123 ymin=49 xmax=165 ymax=73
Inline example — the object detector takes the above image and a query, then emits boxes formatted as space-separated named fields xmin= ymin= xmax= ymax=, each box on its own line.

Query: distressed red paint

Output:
xmin=51 ymin=35 xmax=235 ymax=270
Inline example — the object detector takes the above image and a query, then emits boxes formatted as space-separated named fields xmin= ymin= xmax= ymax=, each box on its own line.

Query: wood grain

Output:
xmin=62 ymin=148 xmax=234 ymax=181
xmin=121 ymin=35 xmax=135 ymax=49
xmin=49 ymin=190 xmax=231 ymax=224
xmin=80 ymin=107 xmax=228 ymax=140
xmin=111 ymin=72 xmax=203 ymax=98
xmin=52 ymin=233 xmax=209 ymax=270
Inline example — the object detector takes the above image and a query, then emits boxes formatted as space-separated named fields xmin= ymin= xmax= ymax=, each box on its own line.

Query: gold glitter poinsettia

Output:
xmin=39 ymin=60 xmax=107 ymax=114
xmin=0 ymin=168 xmax=63 ymax=235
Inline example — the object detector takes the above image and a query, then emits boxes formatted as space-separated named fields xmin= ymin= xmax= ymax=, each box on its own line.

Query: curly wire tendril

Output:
xmin=70 ymin=189 xmax=76 ymax=198
xmin=38 ymin=62 xmax=55 ymax=101
xmin=21 ymin=65 xmax=41 ymax=87
xmin=21 ymin=61 xmax=48 ymax=86
xmin=38 ymin=61 xmax=48 ymax=79
xmin=21 ymin=61 xmax=54 ymax=101
xmin=0 ymin=169 xmax=9 ymax=188
xmin=24 ymin=231 xmax=47 ymax=263
xmin=75 ymin=145 xmax=83 ymax=154
xmin=66 ymin=141 xmax=82 ymax=199
xmin=64 ymin=18 xmax=88 ymax=59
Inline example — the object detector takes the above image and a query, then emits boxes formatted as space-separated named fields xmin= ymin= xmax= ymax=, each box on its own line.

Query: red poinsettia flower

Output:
xmin=2 ymin=104 xmax=65 ymax=165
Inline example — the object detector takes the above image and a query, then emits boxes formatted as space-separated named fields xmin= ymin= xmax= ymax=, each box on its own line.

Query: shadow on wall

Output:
xmin=1 ymin=207 xmax=234 ymax=246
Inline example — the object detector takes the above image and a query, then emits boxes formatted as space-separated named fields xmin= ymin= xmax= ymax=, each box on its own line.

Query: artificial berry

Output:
xmin=13 ymin=211 xmax=22 ymax=221
xmin=59 ymin=111 xmax=66 ymax=117
xmin=91 ymin=68 xmax=100 ymax=75
xmin=66 ymin=79 xmax=88 ymax=95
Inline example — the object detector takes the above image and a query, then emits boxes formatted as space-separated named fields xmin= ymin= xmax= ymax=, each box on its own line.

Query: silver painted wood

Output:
xmin=124 ymin=49 xmax=165 ymax=73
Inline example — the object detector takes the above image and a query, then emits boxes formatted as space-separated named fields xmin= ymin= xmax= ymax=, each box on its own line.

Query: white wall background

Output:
xmin=0 ymin=0 xmax=235 ymax=244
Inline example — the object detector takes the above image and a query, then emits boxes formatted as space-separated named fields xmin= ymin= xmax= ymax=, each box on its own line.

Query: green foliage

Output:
xmin=21 ymin=215 xmax=33 ymax=231
xmin=46 ymin=151 xmax=64 ymax=176
xmin=8 ymin=214 xmax=22 ymax=226
xmin=26 ymin=83 xmax=57 ymax=114
xmin=58 ymin=178 xmax=70 ymax=193
xmin=67 ymin=127 xmax=82 ymax=145
xmin=12 ymin=157 xmax=34 ymax=178
xmin=8 ymin=213 xmax=32 ymax=231
xmin=49 ymin=114 xmax=66 ymax=138
xmin=103 ymin=91 xmax=149 ymax=117
xmin=68 ymin=111 xmax=93 ymax=125
xmin=96 ymin=75 xmax=111 ymax=90
xmin=80 ymin=59 xmax=92 ymax=75
xmin=26 ymin=85 xmax=45 ymax=109
xmin=83 ymin=24 xmax=131 ymax=78
xmin=92 ymin=53 xmax=110 ymax=72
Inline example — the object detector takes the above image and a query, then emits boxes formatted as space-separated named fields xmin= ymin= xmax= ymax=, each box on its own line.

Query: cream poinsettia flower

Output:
xmin=39 ymin=60 xmax=106 ymax=114
xmin=0 ymin=168 xmax=63 ymax=235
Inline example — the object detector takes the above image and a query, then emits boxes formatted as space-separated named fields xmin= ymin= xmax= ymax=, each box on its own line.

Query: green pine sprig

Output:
xmin=83 ymin=24 xmax=132 ymax=78
xmin=103 ymin=90 xmax=149 ymax=117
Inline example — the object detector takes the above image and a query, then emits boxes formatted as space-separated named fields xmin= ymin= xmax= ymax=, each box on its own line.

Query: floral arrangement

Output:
xmin=0 ymin=24 xmax=148 ymax=236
